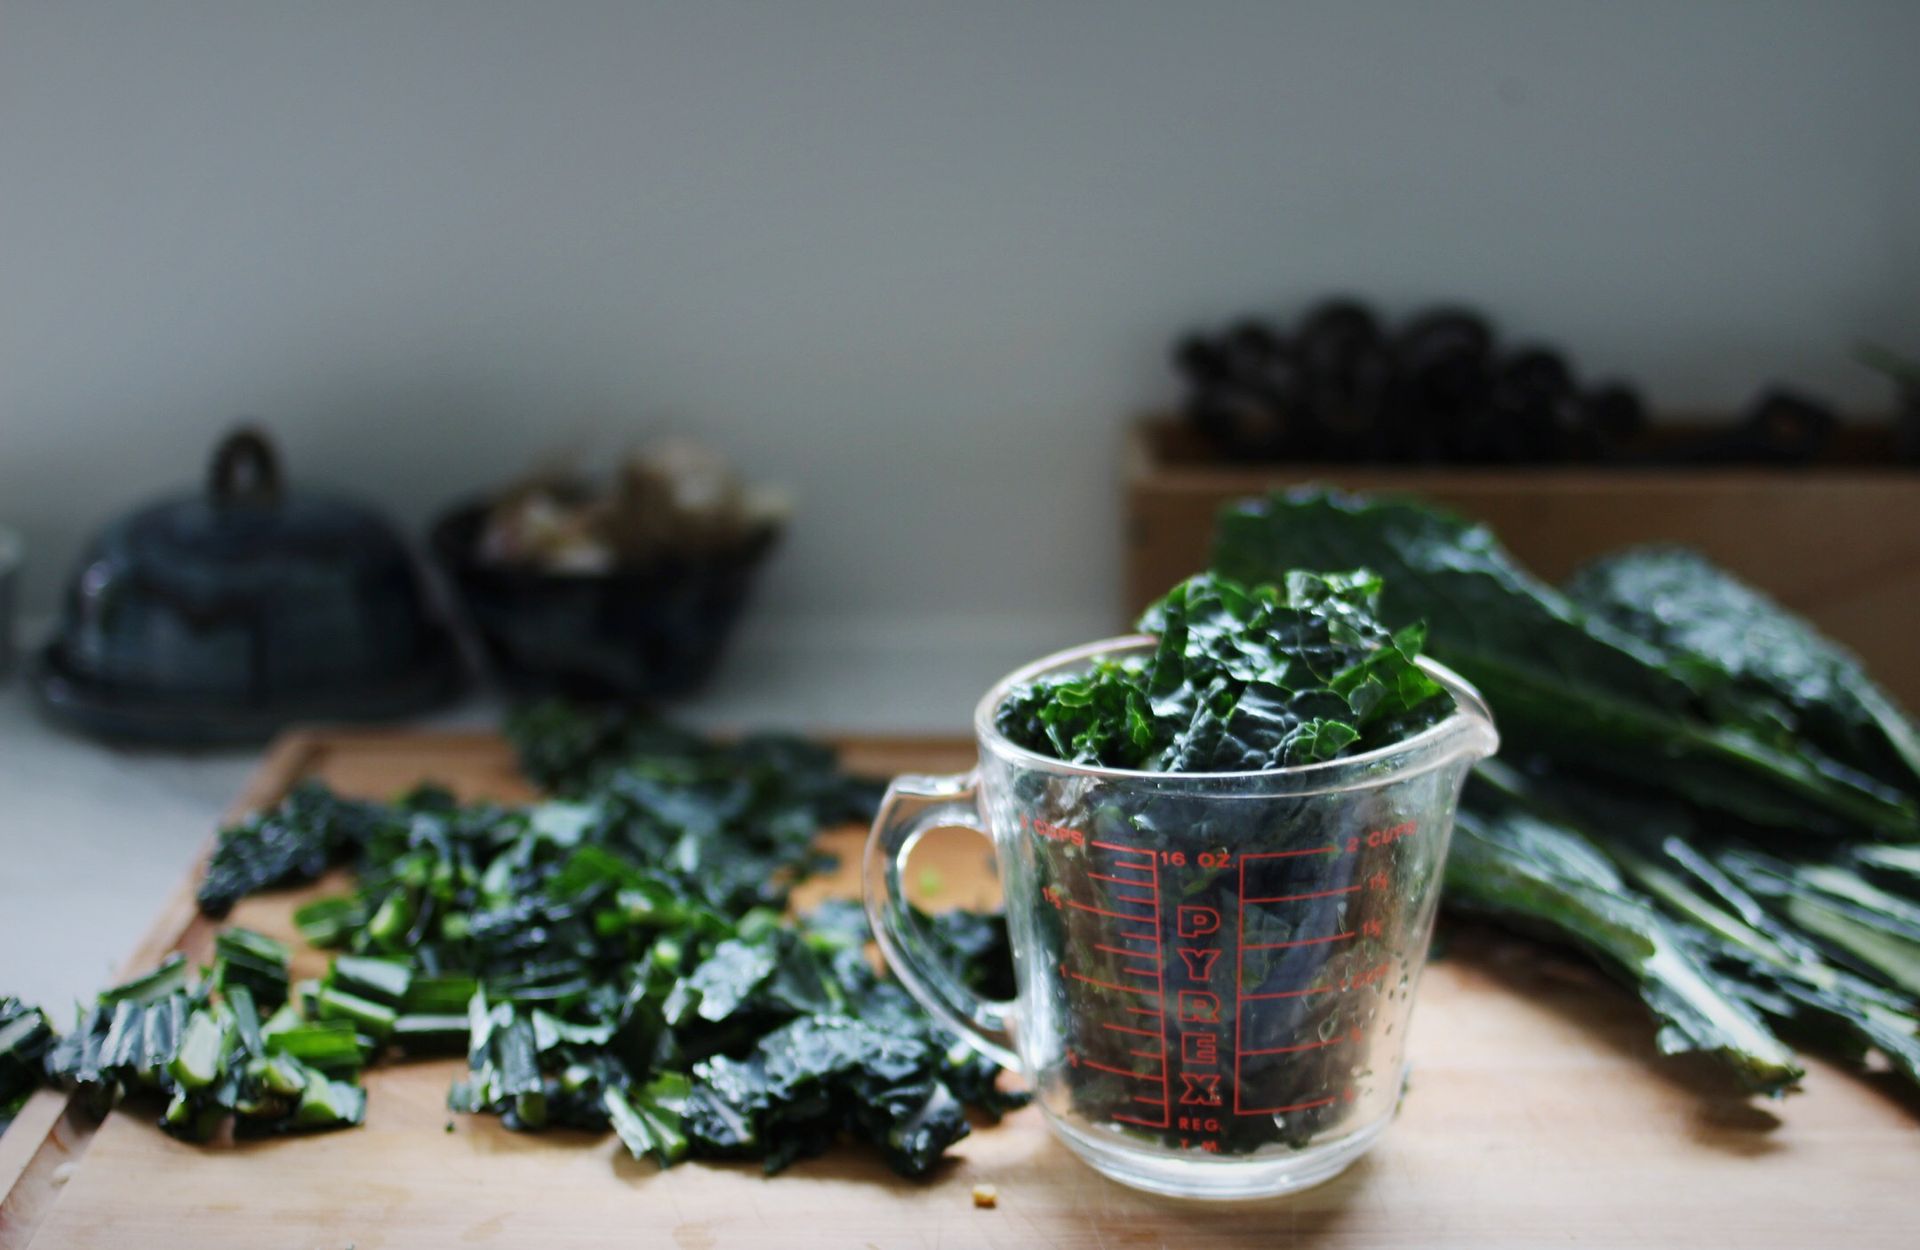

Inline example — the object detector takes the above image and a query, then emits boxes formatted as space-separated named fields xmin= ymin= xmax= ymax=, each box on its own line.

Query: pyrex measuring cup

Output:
xmin=865 ymin=636 xmax=1497 ymax=1199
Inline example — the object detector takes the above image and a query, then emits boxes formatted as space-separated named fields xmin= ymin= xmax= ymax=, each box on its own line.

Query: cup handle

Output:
xmin=863 ymin=770 xmax=1021 ymax=1072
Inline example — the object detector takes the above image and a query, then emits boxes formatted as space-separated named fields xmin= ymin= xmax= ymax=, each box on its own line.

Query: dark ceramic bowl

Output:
xmin=429 ymin=501 xmax=777 ymax=701
xmin=34 ymin=429 xmax=465 ymax=743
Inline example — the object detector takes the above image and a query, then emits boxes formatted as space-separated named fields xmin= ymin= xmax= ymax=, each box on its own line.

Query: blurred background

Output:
xmin=3 ymin=1 xmax=1919 ymax=1001
xmin=5 ymin=0 xmax=1919 ymax=728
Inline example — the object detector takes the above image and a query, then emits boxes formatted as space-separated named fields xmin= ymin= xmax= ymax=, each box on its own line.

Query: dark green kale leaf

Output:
xmin=1464 ymin=762 xmax=1920 ymax=1092
xmin=995 ymin=570 xmax=1449 ymax=772
xmin=507 ymin=700 xmax=885 ymax=827
xmin=1565 ymin=546 xmax=1920 ymax=797
xmin=197 ymin=783 xmax=397 ymax=917
xmin=1214 ymin=489 xmax=1917 ymax=838
xmin=1452 ymin=765 xmax=1804 ymax=1094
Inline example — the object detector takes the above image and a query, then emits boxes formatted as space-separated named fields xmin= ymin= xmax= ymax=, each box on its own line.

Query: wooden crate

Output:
xmin=1124 ymin=419 xmax=1920 ymax=708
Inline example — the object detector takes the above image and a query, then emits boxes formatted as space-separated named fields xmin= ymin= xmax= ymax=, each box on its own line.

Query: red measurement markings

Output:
xmin=1102 ymin=1022 xmax=1157 ymax=1039
xmin=1243 ymin=883 xmax=1362 ymax=905
xmin=1064 ymin=969 xmax=1159 ymax=997
xmin=1241 ymin=1095 xmax=1340 ymax=1116
xmin=1024 ymin=814 xmax=1085 ymax=846
xmin=1352 ymin=821 xmax=1417 ymax=851
xmin=1242 ymin=1029 xmax=1359 ymax=1058
xmin=1242 ymin=984 xmax=1335 ymax=1003
xmin=1096 ymin=948 xmax=1161 ymax=978
xmin=1057 ymin=836 xmax=1172 ymax=1130
xmin=1240 ymin=962 xmax=1391 ymax=1003
xmin=1077 ymin=1055 xmax=1152 ymax=1080
xmin=1065 ymin=899 xmax=1138 ymax=921
xmin=1244 ymin=931 xmax=1353 ymax=952
xmin=1233 ymin=849 xmax=1377 ymax=1118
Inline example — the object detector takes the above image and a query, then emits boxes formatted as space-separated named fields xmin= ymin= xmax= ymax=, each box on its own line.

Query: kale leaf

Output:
xmin=198 ymin=784 xmax=392 ymax=917
xmin=1450 ymin=764 xmax=1804 ymax=1094
xmin=995 ymin=570 xmax=1449 ymax=771
xmin=1565 ymin=546 xmax=1920 ymax=797
xmin=1214 ymin=489 xmax=1918 ymax=838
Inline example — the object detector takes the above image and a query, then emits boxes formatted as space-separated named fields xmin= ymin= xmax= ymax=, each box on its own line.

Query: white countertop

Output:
xmin=0 ymin=621 xmax=1066 ymax=1018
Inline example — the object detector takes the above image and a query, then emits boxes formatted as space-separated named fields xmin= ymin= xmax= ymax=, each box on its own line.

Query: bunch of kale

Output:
xmin=1216 ymin=488 xmax=1920 ymax=1096
xmin=182 ymin=706 xmax=1020 ymax=1177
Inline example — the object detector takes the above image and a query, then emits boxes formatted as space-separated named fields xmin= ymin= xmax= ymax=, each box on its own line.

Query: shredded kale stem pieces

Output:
xmin=996 ymin=569 xmax=1451 ymax=772
xmin=36 ymin=941 xmax=368 ymax=1142
xmin=43 ymin=703 xmax=1016 ymax=1177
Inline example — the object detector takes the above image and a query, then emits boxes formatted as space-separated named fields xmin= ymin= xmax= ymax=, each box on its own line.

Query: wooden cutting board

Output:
xmin=2 ymin=730 xmax=1914 ymax=1249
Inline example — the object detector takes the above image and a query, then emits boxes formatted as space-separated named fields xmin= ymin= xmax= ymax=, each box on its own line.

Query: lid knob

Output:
xmin=208 ymin=425 xmax=284 ymax=507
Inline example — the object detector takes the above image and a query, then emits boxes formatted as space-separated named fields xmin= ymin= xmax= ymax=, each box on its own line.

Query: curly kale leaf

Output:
xmin=995 ymin=569 xmax=1449 ymax=772
xmin=197 ymin=784 xmax=396 ymax=917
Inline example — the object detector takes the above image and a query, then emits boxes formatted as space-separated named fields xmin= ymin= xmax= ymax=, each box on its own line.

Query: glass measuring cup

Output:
xmin=865 ymin=636 xmax=1497 ymax=1199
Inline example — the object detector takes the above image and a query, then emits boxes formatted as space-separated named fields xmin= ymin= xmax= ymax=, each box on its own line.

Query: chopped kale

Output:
xmin=995 ymin=570 xmax=1449 ymax=771
xmin=982 ymin=567 xmax=1466 ymax=1158
xmin=41 ymin=933 xmax=365 ymax=1140
xmin=140 ymin=711 xmax=1015 ymax=1178
xmin=197 ymin=784 xmax=393 ymax=917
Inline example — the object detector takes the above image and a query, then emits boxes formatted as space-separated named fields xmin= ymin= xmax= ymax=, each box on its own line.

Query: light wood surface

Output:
xmin=1125 ymin=420 xmax=1920 ymax=709
xmin=4 ymin=731 xmax=1917 ymax=1249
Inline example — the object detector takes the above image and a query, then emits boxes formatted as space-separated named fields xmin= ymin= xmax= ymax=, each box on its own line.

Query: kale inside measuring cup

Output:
xmin=995 ymin=570 xmax=1456 ymax=1157
xmin=995 ymin=570 xmax=1449 ymax=773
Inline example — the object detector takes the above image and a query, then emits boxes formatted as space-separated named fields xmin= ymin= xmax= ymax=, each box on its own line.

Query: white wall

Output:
xmin=4 ymin=1 xmax=1917 ymax=703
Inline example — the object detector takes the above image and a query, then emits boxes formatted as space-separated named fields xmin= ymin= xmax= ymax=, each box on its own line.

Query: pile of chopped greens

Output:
xmin=1217 ymin=487 xmax=1920 ymax=1096
xmin=17 ymin=705 xmax=1022 ymax=1177
xmin=995 ymin=569 xmax=1452 ymax=771
xmin=38 ymin=938 xmax=367 ymax=1141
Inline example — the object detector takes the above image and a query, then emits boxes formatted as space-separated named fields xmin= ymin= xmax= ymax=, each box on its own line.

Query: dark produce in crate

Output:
xmin=1175 ymin=297 xmax=1855 ymax=466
